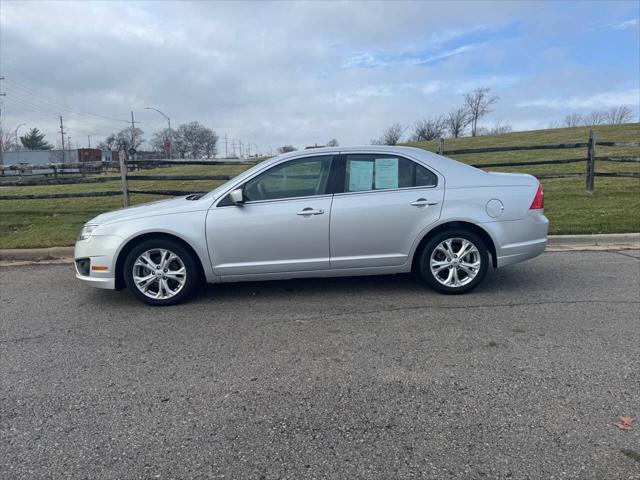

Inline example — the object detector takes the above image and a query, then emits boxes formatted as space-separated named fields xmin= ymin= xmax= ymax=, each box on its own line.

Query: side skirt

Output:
xmin=214 ymin=264 xmax=411 ymax=284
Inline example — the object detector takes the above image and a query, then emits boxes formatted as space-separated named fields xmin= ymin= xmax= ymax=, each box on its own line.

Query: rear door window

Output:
xmin=343 ymin=154 xmax=437 ymax=192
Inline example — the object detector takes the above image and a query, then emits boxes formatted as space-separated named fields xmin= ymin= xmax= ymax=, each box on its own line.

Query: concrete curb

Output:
xmin=546 ymin=233 xmax=640 ymax=251
xmin=0 ymin=234 xmax=638 ymax=264
xmin=0 ymin=246 xmax=74 ymax=262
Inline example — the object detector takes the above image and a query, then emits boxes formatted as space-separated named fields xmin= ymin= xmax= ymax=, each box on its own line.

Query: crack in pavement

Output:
xmin=610 ymin=250 xmax=640 ymax=260
xmin=288 ymin=299 xmax=640 ymax=322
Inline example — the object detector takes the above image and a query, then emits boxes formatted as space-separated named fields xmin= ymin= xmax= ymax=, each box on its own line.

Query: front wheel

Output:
xmin=123 ymin=239 xmax=200 ymax=306
xmin=418 ymin=230 xmax=489 ymax=294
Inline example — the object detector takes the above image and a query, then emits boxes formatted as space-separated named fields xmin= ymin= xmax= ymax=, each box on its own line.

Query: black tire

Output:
xmin=418 ymin=229 xmax=489 ymax=294
xmin=123 ymin=238 xmax=200 ymax=306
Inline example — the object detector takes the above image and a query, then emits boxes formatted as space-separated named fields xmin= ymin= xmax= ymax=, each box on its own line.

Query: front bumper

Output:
xmin=74 ymin=270 xmax=116 ymax=289
xmin=74 ymin=234 xmax=123 ymax=290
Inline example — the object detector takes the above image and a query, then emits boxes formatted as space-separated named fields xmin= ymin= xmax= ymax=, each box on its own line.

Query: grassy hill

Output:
xmin=1 ymin=123 xmax=638 ymax=249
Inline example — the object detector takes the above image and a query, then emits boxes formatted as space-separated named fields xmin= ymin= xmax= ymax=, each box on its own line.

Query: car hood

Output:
xmin=89 ymin=196 xmax=209 ymax=226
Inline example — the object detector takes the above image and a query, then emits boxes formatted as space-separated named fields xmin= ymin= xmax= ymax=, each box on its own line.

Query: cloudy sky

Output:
xmin=1 ymin=0 xmax=638 ymax=153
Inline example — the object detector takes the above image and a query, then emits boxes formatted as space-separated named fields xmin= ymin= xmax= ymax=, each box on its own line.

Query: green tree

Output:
xmin=19 ymin=128 xmax=53 ymax=150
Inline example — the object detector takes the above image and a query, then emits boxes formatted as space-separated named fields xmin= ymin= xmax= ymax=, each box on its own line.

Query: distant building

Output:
xmin=78 ymin=148 xmax=102 ymax=163
xmin=2 ymin=149 xmax=77 ymax=165
xmin=101 ymin=150 xmax=120 ymax=163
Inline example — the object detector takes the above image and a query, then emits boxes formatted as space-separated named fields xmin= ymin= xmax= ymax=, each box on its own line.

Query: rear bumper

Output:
xmin=489 ymin=211 xmax=549 ymax=268
xmin=496 ymin=237 xmax=547 ymax=267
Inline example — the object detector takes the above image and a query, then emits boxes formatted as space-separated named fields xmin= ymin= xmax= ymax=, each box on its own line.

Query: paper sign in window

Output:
xmin=375 ymin=158 xmax=398 ymax=189
xmin=348 ymin=161 xmax=374 ymax=191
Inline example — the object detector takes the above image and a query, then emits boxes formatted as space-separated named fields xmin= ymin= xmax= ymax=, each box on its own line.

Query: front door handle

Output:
xmin=410 ymin=198 xmax=438 ymax=207
xmin=296 ymin=208 xmax=324 ymax=216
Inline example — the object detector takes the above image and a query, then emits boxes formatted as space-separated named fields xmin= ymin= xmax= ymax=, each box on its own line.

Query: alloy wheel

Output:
xmin=132 ymin=248 xmax=187 ymax=300
xmin=429 ymin=237 xmax=481 ymax=288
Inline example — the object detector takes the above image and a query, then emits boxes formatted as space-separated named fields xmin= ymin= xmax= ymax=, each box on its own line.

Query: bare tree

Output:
xmin=326 ymin=138 xmax=339 ymax=147
xmin=0 ymin=128 xmax=18 ymax=152
xmin=202 ymin=128 xmax=219 ymax=158
xmin=372 ymin=123 xmax=406 ymax=145
xmin=563 ymin=113 xmax=583 ymax=128
xmin=411 ymin=116 xmax=445 ymax=142
xmin=176 ymin=121 xmax=204 ymax=158
xmin=445 ymin=107 xmax=470 ymax=138
xmin=585 ymin=110 xmax=607 ymax=126
xmin=149 ymin=128 xmax=175 ymax=153
xmin=605 ymin=105 xmax=633 ymax=124
xmin=169 ymin=121 xmax=218 ymax=158
xmin=97 ymin=127 xmax=144 ymax=156
xmin=464 ymin=87 xmax=499 ymax=136
xmin=486 ymin=120 xmax=513 ymax=135
xmin=548 ymin=120 xmax=561 ymax=129
xmin=277 ymin=145 xmax=297 ymax=154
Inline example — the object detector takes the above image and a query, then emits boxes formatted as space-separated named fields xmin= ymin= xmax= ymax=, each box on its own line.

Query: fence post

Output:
xmin=438 ymin=138 xmax=444 ymax=155
xmin=119 ymin=154 xmax=129 ymax=207
xmin=586 ymin=129 xmax=596 ymax=192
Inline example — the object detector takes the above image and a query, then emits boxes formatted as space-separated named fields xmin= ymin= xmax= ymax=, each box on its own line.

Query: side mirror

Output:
xmin=229 ymin=188 xmax=244 ymax=205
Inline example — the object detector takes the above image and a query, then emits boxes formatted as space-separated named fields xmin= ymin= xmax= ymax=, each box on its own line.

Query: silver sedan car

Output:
xmin=75 ymin=146 xmax=548 ymax=305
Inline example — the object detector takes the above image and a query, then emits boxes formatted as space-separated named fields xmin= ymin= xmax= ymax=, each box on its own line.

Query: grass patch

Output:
xmin=1 ymin=124 xmax=638 ymax=248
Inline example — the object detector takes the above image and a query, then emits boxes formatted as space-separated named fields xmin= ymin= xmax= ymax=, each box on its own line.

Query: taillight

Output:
xmin=530 ymin=183 xmax=544 ymax=209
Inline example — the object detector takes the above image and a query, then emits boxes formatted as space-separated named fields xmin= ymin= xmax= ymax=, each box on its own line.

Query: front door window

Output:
xmin=244 ymin=155 xmax=334 ymax=202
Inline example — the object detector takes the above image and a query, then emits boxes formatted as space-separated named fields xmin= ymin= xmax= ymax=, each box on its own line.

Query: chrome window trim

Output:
xmin=333 ymin=184 xmax=439 ymax=198
xmin=242 ymin=193 xmax=334 ymax=206
xmin=212 ymin=149 xmax=445 ymax=208
xmin=215 ymin=193 xmax=335 ymax=208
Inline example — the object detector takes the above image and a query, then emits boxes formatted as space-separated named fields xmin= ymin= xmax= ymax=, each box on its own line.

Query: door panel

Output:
xmin=330 ymin=188 xmax=444 ymax=268
xmin=207 ymin=196 xmax=333 ymax=275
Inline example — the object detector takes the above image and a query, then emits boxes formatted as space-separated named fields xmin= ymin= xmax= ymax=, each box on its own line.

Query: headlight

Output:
xmin=78 ymin=224 xmax=99 ymax=241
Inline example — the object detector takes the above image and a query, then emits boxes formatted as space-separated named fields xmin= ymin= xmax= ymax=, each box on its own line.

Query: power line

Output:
xmin=3 ymin=96 xmax=61 ymax=119
xmin=4 ymin=79 xmax=132 ymax=124
xmin=3 ymin=97 xmax=133 ymax=137
xmin=4 ymin=91 xmax=133 ymax=130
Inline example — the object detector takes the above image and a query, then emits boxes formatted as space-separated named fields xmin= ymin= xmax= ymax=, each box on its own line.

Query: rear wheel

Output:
xmin=123 ymin=239 xmax=199 ymax=306
xmin=418 ymin=229 xmax=489 ymax=294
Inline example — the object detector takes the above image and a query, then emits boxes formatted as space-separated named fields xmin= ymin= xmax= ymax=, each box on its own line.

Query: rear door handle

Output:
xmin=296 ymin=208 xmax=324 ymax=216
xmin=410 ymin=198 xmax=438 ymax=207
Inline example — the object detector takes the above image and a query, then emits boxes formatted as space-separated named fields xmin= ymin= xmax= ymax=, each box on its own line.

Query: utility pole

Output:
xmin=15 ymin=123 xmax=26 ymax=163
xmin=224 ymin=133 xmax=228 ymax=159
xmin=87 ymin=135 xmax=91 ymax=148
xmin=59 ymin=116 xmax=66 ymax=163
xmin=247 ymin=142 xmax=251 ymax=158
xmin=0 ymin=76 xmax=5 ymax=166
xmin=130 ymin=111 xmax=138 ymax=164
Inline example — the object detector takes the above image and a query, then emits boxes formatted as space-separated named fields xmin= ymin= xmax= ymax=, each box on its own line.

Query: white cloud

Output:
xmin=607 ymin=18 xmax=639 ymax=31
xmin=516 ymin=89 xmax=640 ymax=110
xmin=343 ymin=42 xmax=488 ymax=69
xmin=0 ymin=1 xmax=637 ymax=149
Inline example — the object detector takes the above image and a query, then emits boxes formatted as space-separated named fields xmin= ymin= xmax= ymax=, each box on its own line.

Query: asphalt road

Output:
xmin=1 ymin=250 xmax=639 ymax=479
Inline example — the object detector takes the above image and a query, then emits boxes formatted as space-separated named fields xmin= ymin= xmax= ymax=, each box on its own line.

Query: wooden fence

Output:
xmin=1 ymin=129 xmax=638 ymax=203
xmin=435 ymin=130 xmax=639 ymax=193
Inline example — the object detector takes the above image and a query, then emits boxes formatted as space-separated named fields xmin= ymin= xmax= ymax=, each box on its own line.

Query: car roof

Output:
xmin=274 ymin=145 xmax=483 ymax=181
